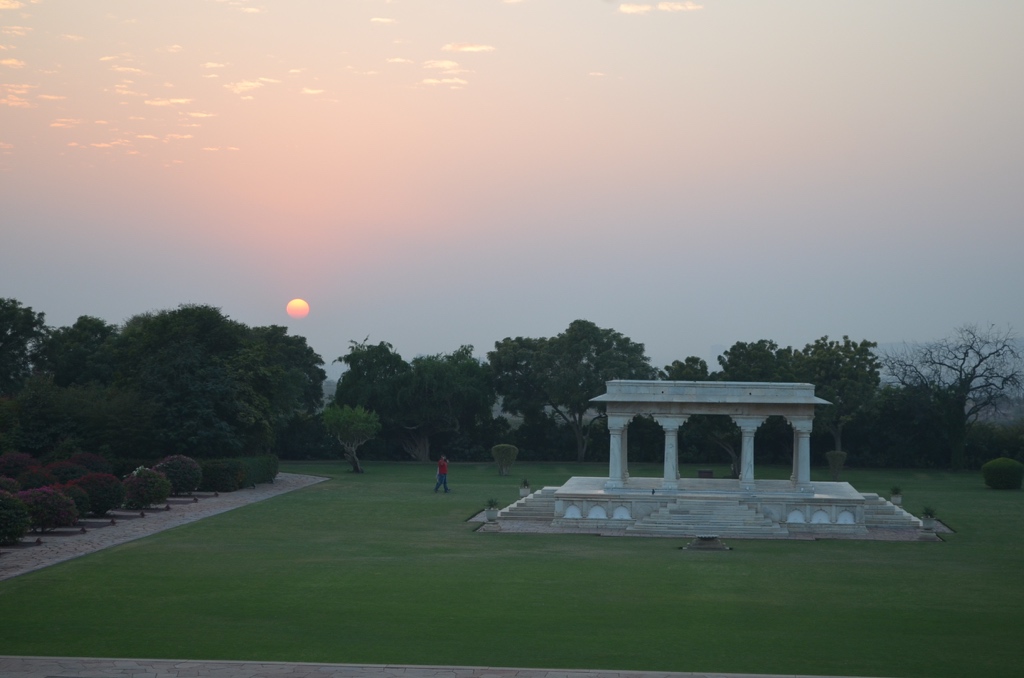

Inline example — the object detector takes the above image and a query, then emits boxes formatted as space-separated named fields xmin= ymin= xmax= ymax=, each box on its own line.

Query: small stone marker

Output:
xmin=684 ymin=535 xmax=730 ymax=551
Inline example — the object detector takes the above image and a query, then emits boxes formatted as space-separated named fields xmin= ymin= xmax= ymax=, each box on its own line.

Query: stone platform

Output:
xmin=490 ymin=477 xmax=931 ymax=540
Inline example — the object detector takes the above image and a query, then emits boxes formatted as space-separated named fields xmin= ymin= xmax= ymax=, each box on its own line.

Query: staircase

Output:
xmin=861 ymin=493 xmax=922 ymax=528
xmin=498 ymin=487 xmax=558 ymax=520
xmin=626 ymin=497 xmax=790 ymax=538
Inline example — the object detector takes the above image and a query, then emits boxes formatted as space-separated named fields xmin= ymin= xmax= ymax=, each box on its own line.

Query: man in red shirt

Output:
xmin=434 ymin=455 xmax=450 ymax=493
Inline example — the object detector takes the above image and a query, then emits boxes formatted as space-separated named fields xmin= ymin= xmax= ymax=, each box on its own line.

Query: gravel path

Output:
xmin=0 ymin=472 xmax=327 ymax=581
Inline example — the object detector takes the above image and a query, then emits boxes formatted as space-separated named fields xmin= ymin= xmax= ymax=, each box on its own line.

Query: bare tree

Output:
xmin=882 ymin=324 xmax=1024 ymax=468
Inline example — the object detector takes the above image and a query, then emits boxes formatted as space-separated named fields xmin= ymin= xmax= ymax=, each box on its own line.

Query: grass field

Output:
xmin=0 ymin=461 xmax=1021 ymax=677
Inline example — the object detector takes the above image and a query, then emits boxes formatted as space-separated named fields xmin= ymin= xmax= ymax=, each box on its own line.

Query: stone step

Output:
xmin=627 ymin=498 xmax=789 ymax=537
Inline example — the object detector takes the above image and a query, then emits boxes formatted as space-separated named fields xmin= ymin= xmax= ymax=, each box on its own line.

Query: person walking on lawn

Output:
xmin=434 ymin=455 xmax=451 ymax=493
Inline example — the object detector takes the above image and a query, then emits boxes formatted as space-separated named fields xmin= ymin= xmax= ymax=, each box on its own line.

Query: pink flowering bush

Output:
xmin=60 ymin=483 xmax=91 ymax=517
xmin=16 ymin=467 xmax=58 ymax=490
xmin=0 ymin=490 xmax=31 ymax=544
xmin=17 ymin=486 xmax=79 ymax=532
xmin=0 ymin=451 xmax=38 ymax=479
xmin=0 ymin=476 xmax=20 ymax=493
xmin=123 ymin=467 xmax=172 ymax=509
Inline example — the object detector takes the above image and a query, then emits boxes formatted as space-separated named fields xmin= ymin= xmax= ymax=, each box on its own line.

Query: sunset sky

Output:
xmin=3 ymin=0 xmax=1023 ymax=375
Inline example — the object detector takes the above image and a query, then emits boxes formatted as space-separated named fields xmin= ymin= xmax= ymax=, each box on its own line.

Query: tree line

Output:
xmin=2 ymin=298 xmax=1022 ymax=471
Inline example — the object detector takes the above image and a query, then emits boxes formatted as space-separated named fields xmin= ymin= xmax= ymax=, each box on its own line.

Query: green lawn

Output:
xmin=1 ymin=461 xmax=1021 ymax=678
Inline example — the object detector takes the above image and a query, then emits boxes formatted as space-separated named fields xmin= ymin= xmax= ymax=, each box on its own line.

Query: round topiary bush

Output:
xmin=981 ymin=457 xmax=1024 ymax=490
xmin=68 ymin=452 xmax=113 ymax=475
xmin=69 ymin=473 xmax=125 ymax=516
xmin=44 ymin=461 xmax=90 ymax=484
xmin=153 ymin=455 xmax=202 ymax=496
xmin=60 ymin=483 xmax=91 ymax=518
xmin=17 ymin=487 xmax=79 ymax=532
xmin=16 ymin=467 xmax=58 ymax=490
xmin=0 ymin=490 xmax=31 ymax=544
xmin=0 ymin=476 xmax=20 ymax=494
xmin=123 ymin=467 xmax=172 ymax=509
xmin=0 ymin=451 xmax=38 ymax=479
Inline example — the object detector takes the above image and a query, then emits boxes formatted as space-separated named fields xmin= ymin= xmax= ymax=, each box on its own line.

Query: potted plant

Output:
xmin=519 ymin=479 xmax=531 ymax=498
xmin=890 ymin=485 xmax=903 ymax=507
xmin=921 ymin=506 xmax=936 ymax=531
xmin=485 ymin=498 xmax=500 ymax=521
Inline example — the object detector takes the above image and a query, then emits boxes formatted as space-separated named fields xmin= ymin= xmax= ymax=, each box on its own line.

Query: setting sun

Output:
xmin=286 ymin=298 xmax=310 ymax=319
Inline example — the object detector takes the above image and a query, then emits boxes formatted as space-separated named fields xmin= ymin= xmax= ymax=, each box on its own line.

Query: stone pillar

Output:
xmin=604 ymin=415 xmax=630 ymax=489
xmin=654 ymin=415 xmax=688 ymax=490
xmin=732 ymin=416 xmax=765 ymax=491
xmin=791 ymin=418 xmax=813 ymax=491
xmin=791 ymin=428 xmax=799 ymax=482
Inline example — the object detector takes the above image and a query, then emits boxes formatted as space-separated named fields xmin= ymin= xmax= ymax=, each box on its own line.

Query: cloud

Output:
xmin=301 ymin=88 xmax=324 ymax=95
xmin=1 ymin=26 xmax=30 ymax=36
xmin=61 ymin=34 xmax=85 ymax=41
xmin=37 ymin=94 xmax=66 ymax=100
xmin=442 ymin=44 xmax=495 ymax=53
xmin=589 ymin=72 xmax=606 ymax=77
xmin=387 ymin=57 xmax=414 ymax=64
xmin=143 ymin=97 xmax=193 ymax=106
xmin=202 ymin=62 xmax=227 ymax=69
xmin=370 ymin=17 xmax=396 ymax=24
xmin=136 ymin=134 xmax=159 ymax=140
xmin=165 ymin=44 xmax=184 ymax=53
xmin=422 ymin=60 xmax=464 ymax=73
xmin=49 ymin=118 xmax=84 ymax=128
xmin=163 ymin=133 xmax=193 ymax=142
xmin=1 ymin=58 xmax=25 ymax=68
xmin=110 ymin=65 xmax=144 ymax=73
xmin=187 ymin=111 xmax=217 ymax=118
xmin=258 ymin=77 xmax=280 ymax=83
xmin=0 ymin=94 xmax=31 ymax=107
xmin=225 ymin=79 xmax=263 ymax=94
xmin=421 ymin=77 xmax=468 ymax=87
xmin=0 ymin=1 xmax=24 ymax=10
xmin=658 ymin=2 xmax=703 ymax=11
xmin=618 ymin=4 xmax=653 ymax=14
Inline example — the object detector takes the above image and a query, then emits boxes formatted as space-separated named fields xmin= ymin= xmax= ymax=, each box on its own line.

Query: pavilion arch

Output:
xmin=591 ymin=380 xmax=829 ymax=492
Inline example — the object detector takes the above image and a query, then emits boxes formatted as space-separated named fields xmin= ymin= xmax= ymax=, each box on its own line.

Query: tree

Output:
xmin=322 ymin=404 xmax=380 ymax=473
xmin=799 ymin=336 xmax=881 ymax=453
xmin=335 ymin=341 xmax=494 ymax=461
xmin=882 ymin=324 xmax=1024 ymax=469
xmin=0 ymin=298 xmax=47 ymax=396
xmin=33 ymin=315 xmax=117 ymax=387
xmin=660 ymin=356 xmax=710 ymax=381
xmin=489 ymin=320 xmax=656 ymax=462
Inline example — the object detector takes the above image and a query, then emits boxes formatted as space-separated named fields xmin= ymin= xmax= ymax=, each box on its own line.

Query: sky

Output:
xmin=2 ymin=0 xmax=1023 ymax=377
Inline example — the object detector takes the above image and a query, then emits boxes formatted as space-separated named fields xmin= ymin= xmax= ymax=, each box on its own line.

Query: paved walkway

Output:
xmin=0 ymin=472 xmax=327 ymax=581
xmin=0 ymin=657 xmax=880 ymax=678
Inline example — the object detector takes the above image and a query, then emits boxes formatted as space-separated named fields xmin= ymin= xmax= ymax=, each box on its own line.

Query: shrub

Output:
xmin=981 ymin=457 xmax=1024 ymax=490
xmin=199 ymin=459 xmax=246 ymax=492
xmin=18 ymin=487 xmax=78 ymax=532
xmin=123 ymin=467 xmax=172 ymax=509
xmin=60 ymin=483 xmax=91 ymax=518
xmin=240 ymin=455 xmax=279 ymax=485
xmin=491 ymin=444 xmax=519 ymax=476
xmin=0 ymin=451 xmax=38 ymax=478
xmin=44 ymin=461 xmax=90 ymax=484
xmin=0 ymin=476 xmax=20 ymax=493
xmin=68 ymin=452 xmax=113 ymax=475
xmin=0 ymin=490 xmax=31 ymax=544
xmin=16 ymin=467 xmax=58 ymax=490
xmin=153 ymin=455 xmax=202 ymax=495
xmin=825 ymin=450 xmax=847 ymax=482
xmin=69 ymin=473 xmax=125 ymax=516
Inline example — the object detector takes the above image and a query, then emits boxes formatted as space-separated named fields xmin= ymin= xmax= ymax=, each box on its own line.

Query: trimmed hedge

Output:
xmin=0 ymin=490 xmax=31 ymax=544
xmin=153 ymin=455 xmax=202 ymax=495
xmin=123 ymin=467 xmax=172 ymax=509
xmin=18 ymin=487 xmax=78 ymax=532
xmin=60 ymin=483 xmax=91 ymax=518
xmin=68 ymin=452 xmax=113 ymax=475
xmin=981 ymin=457 xmax=1024 ymax=490
xmin=69 ymin=473 xmax=125 ymax=516
xmin=199 ymin=455 xmax=279 ymax=492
